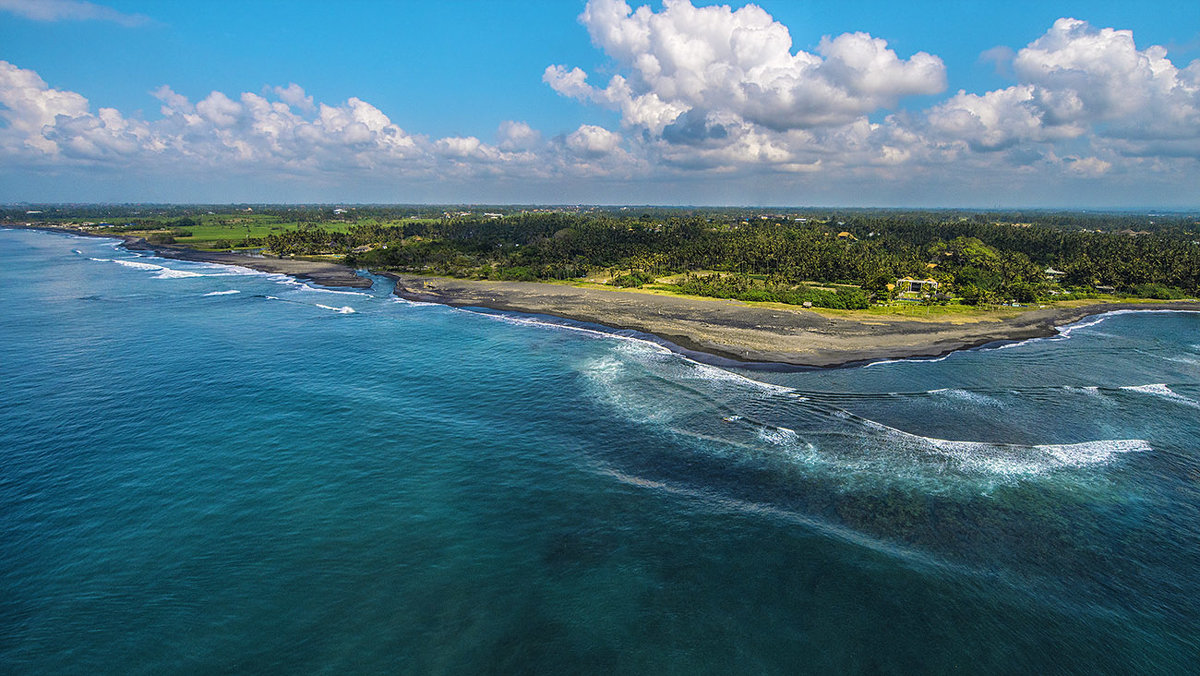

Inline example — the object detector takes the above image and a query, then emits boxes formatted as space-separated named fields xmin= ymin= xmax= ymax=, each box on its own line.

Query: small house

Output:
xmin=895 ymin=277 xmax=940 ymax=298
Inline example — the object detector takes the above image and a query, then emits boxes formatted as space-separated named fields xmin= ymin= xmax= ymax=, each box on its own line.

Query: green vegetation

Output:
xmin=7 ymin=205 xmax=1198 ymax=309
xmin=670 ymin=274 xmax=872 ymax=309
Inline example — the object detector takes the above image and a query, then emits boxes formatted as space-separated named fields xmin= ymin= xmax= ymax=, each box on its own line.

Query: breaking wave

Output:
xmin=89 ymin=255 xmax=265 ymax=279
xmin=579 ymin=341 xmax=1149 ymax=495
xmin=986 ymin=308 xmax=1200 ymax=352
xmin=203 ymin=290 xmax=241 ymax=297
xmin=294 ymin=283 xmax=370 ymax=297
xmin=1120 ymin=383 xmax=1200 ymax=409
xmin=314 ymin=304 xmax=356 ymax=314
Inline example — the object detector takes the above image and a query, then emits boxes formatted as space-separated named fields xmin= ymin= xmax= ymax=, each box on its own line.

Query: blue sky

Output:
xmin=2 ymin=0 xmax=1199 ymax=206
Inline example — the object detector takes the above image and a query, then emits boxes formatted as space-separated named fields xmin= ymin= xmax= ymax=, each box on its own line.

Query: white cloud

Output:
xmin=496 ymin=120 xmax=541 ymax=151
xmin=1063 ymin=156 xmax=1112 ymax=177
xmin=0 ymin=60 xmax=640 ymax=184
xmin=271 ymin=83 xmax=315 ymax=113
xmin=925 ymin=18 xmax=1200 ymax=158
xmin=3 ymin=8 xmax=1200 ymax=204
xmin=0 ymin=60 xmax=93 ymax=153
xmin=0 ymin=0 xmax=151 ymax=27
xmin=565 ymin=124 xmax=622 ymax=157
xmin=547 ymin=0 xmax=945 ymax=134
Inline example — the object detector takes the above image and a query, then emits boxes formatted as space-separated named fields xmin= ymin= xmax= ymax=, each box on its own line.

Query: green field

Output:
xmin=172 ymin=222 xmax=354 ymax=245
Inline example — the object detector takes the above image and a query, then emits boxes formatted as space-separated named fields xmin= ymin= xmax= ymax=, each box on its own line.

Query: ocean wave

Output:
xmin=593 ymin=463 xmax=954 ymax=572
xmin=757 ymin=425 xmax=800 ymax=446
xmin=90 ymin=256 xmax=236 ymax=279
xmin=986 ymin=308 xmax=1200 ymax=352
xmin=926 ymin=387 xmax=1005 ymax=408
xmin=314 ymin=304 xmax=357 ymax=314
xmin=298 ymin=284 xmax=370 ymax=297
xmin=855 ymin=415 xmax=1149 ymax=476
xmin=580 ymin=345 xmax=1150 ymax=493
xmin=154 ymin=268 xmax=204 ymax=279
xmin=680 ymin=358 xmax=796 ymax=395
xmin=863 ymin=354 xmax=950 ymax=367
xmin=203 ymin=290 xmax=241 ymax=297
xmin=391 ymin=297 xmax=442 ymax=308
xmin=1119 ymin=383 xmax=1200 ymax=409
xmin=470 ymin=309 xmax=675 ymax=356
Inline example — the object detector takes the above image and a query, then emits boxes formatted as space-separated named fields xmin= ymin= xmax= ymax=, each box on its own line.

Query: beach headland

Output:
xmin=389 ymin=273 xmax=1198 ymax=367
xmin=12 ymin=226 xmax=372 ymax=289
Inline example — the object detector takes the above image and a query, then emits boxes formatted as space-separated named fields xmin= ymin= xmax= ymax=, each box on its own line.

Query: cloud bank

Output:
xmin=2 ymin=0 xmax=1198 ymax=204
xmin=0 ymin=0 xmax=152 ymax=27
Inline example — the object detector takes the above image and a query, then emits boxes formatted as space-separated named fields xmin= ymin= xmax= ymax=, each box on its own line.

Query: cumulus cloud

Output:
xmin=0 ymin=0 xmax=152 ymax=26
xmin=496 ymin=120 xmax=541 ymax=151
xmin=565 ymin=124 xmax=622 ymax=157
xmin=546 ymin=6 xmax=1200 ymax=182
xmin=927 ymin=18 xmax=1200 ymax=157
xmin=0 ymin=60 xmax=94 ymax=154
xmin=3 ymin=5 xmax=1199 ymax=202
xmin=271 ymin=83 xmax=315 ymax=112
xmin=0 ymin=60 xmax=635 ymax=183
xmin=546 ymin=0 xmax=945 ymax=134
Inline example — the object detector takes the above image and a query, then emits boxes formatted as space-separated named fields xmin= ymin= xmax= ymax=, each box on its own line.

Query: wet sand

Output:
xmin=388 ymin=274 xmax=1198 ymax=367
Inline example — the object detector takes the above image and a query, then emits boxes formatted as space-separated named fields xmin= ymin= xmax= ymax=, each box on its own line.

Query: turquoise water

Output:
xmin=2 ymin=227 xmax=1199 ymax=674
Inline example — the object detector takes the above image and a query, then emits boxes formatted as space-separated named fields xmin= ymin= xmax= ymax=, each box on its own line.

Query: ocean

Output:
xmin=2 ymin=227 xmax=1199 ymax=674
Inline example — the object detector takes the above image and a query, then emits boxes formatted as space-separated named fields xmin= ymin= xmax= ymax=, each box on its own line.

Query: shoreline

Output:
xmin=9 ymin=225 xmax=372 ymax=289
xmin=387 ymin=273 xmax=1198 ymax=368
xmin=9 ymin=225 xmax=1197 ymax=367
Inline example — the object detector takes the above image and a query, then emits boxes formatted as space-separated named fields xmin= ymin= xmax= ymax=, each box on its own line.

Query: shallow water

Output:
xmin=2 ymin=228 xmax=1199 ymax=674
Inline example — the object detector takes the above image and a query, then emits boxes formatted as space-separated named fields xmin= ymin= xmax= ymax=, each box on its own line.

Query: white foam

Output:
xmin=864 ymin=354 xmax=950 ymax=367
xmin=978 ymin=308 xmax=1200 ymax=353
xmin=1120 ymin=383 xmax=1200 ymax=408
xmin=111 ymin=258 xmax=164 ymax=271
xmin=757 ymin=426 xmax=800 ymax=446
xmin=684 ymin=360 xmax=795 ymax=395
xmin=929 ymin=388 xmax=1004 ymax=408
xmin=203 ymin=290 xmax=241 ymax=296
xmin=391 ymin=297 xmax=441 ymax=308
xmin=314 ymin=304 xmax=356 ymax=314
xmin=93 ymin=256 xmax=217 ymax=279
xmin=299 ymin=284 xmax=370 ymax=297
xmin=154 ymin=268 xmax=204 ymax=279
xmin=856 ymin=412 xmax=1150 ymax=473
xmin=992 ymin=337 xmax=1040 ymax=350
xmin=472 ymin=309 xmax=674 ymax=356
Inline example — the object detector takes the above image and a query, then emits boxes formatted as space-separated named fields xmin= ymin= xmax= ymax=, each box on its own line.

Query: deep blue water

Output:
xmin=2 ymin=227 xmax=1199 ymax=674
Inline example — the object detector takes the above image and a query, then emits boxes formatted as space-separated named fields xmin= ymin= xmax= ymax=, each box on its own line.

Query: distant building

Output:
xmin=895 ymin=277 xmax=940 ymax=298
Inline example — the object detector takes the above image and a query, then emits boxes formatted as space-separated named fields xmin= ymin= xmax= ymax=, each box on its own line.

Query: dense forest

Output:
xmin=6 ymin=205 xmax=1198 ymax=308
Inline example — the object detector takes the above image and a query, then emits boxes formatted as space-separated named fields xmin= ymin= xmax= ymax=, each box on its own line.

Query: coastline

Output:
xmin=9 ymin=225 xmax=1197 ymax=367
xmin=9 ymin=225 xmax=372 ymax=289
xmin=121 ymin=237 xmax=373 ymax=289
xmin=388 ymin=273 xmax=1198 ymax=368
